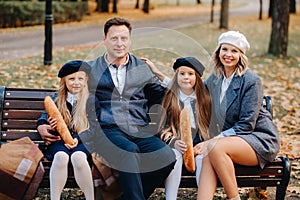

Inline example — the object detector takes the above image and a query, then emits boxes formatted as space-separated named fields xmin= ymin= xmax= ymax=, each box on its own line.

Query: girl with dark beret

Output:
xmin=37 ymin=60 xmax=97 ymax=200
xmin=143 ymin=57 xmax=212 ymax=200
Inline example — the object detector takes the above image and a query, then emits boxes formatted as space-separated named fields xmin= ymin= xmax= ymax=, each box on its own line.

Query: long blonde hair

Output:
xmin=159 ymin=70 xmax=211 ymax=141
xmin=55 ymin=75 xmax=90 ymax=134
xmin=213 ymin=44 xmax=249 ymax=78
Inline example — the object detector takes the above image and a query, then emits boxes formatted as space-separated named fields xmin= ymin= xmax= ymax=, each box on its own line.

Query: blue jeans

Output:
xmin=94 ymin=127 xmax=175 ymax=200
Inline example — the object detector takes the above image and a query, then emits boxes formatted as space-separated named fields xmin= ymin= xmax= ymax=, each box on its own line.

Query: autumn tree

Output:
xmin=143 ymin=0 xmax=150 ymax=13
xmin=95 ymin=0 xmax=101 ymax=12
xmin=268 ymin=0 xmax=274 ymax=17
xmin=135 ymin=0 xmax=140 ymax=8
xmin=220 ymin=0 xmax=229 ymax=29
xmin=95 ymin=0 xmax=117 ymax=13
xmin=210 ymin=0 xmax=215 ymax=23
xmin=112 ymin=0 xmax=117 ymax=13
xmin=268 ymin=0 xmax=290 ymax=57
xmin=290 ymin=0 xmax=296 ymax=13
xmin=99 ymin=0 xmax=109 ymax=12
xmin=259 ymin=0 xmax=263 ymax=20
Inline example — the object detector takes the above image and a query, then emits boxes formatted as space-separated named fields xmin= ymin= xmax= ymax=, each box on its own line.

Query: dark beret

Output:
xmin=58 ymin=60 xmax=91 ymax=78
xmin=173 ymin=57 xmax=205 ymax=77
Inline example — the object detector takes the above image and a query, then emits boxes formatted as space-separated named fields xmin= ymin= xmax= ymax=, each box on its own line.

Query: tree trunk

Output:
xmin=112 ymin=0 xmax=118 ymax=13
xmin=268 ymin=0 xmax=290 ymax=57
xmin=101 ymin=0 xmax=110 ymax=12
xmin=290 ymin=0 xmax=296 ymax=13
xmin=143 ymin=0 xmax=150 ymax=13
xmin=135 ymin=0 xmax=139 ymax=9
xmin=219 ymin=0 xmax=229 ymax=29
xmin=268 ymin=0 xmax=274 ymax=18
xmin=96 ymin=0 xmax=102 ymax=12
xmin=210 ymin=0 xmax=215 ymax=23
xmin=259 ymin=0 xmax=263 ymax=20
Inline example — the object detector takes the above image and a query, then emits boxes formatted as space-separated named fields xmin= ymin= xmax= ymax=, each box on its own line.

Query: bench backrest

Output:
xmin=0 ymin=86 xmax=273 ymax=145
xmin=0 ymin=86 xmax=55 ymax=145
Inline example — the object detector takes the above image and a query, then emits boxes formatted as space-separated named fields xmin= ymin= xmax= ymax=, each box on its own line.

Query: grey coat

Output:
xmin=205 ymin=69 xmax=280 ymax=168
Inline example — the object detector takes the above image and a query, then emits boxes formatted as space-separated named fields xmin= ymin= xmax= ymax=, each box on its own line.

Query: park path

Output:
xmin=0 ymin=0 xmax=267 ymax=62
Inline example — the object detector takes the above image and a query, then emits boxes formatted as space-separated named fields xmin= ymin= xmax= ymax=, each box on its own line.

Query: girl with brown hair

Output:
xmin=144 ymin=57 xmax=211 ymax=199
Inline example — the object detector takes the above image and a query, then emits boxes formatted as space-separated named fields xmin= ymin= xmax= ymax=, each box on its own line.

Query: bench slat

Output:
xmin=4 ymin=100 xmax=44 ymax=110
xmin=5 ymin=88 xmax=54 ymax=100
xmin=2 ymin=110 xmax=43 ymax=120
xmin=1 ymin=131 xmax=42 ymax=141
xmin=2 ymin=119 xmax=37 ymax=129
xmin=179 ymin=177 xmax=283 ymax=188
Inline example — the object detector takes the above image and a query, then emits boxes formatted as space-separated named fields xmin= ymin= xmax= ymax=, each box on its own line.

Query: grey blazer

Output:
xmin=205 ymin=69 xmax=280 ymax=168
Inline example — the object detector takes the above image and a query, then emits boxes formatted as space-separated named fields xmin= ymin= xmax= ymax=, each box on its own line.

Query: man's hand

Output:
xmin=37 ymin=124 xmax=60 ymax=145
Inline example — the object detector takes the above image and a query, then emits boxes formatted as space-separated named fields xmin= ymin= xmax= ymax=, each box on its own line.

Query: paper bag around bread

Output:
xmin=180 ymin=108 xmax=196 ymax=173
xmin=44 ymin=96 xmax=74 ymax=145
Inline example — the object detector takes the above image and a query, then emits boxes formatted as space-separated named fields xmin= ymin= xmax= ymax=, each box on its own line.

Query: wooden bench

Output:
xmin=0 ymin=86 xmax=291 ymax=200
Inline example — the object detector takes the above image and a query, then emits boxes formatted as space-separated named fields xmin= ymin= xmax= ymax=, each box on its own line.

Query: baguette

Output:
xmin=44 ymin=96 xmax=74 ymax=145
xmin=180 ymin=108 xmax=196 ymax=173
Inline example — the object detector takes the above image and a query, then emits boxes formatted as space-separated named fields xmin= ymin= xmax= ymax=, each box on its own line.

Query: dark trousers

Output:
xmin=94 ymin=127 xmax=175 ymax=200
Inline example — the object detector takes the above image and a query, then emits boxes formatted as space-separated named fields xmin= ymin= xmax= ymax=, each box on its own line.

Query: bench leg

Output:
xmin=275 ymin=157 xmax=291 ymax=200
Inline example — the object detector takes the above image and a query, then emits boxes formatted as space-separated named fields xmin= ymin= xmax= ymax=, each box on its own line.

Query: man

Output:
xmin=85 ymin=17 xmax=176 ymax=200
xmin=38 ymin=17 xmax=176 ymax=200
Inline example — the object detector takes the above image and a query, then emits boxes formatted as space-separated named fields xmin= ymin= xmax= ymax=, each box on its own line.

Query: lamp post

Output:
xmin=44 ymin=0 xmax=52 ymax=65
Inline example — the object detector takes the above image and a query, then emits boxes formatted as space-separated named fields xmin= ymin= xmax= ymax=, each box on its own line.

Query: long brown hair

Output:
xmin=55 ymin=74 xmax=89 ymax=134
xmin=159 ymin=69 xmax=211 ymax=141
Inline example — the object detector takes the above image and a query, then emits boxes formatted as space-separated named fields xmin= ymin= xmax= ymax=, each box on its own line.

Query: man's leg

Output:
xmin=136 ymin=136 xmax=176 ymax=199
xmin=93 ymin=128 xmax=145 ymax=200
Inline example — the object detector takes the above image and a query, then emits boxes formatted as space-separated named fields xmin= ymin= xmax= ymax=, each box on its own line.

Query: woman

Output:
xmin=145 ymin=31 xmax=280 ymax=200
xmin=194 ymin=31 xmax=280 ymax=200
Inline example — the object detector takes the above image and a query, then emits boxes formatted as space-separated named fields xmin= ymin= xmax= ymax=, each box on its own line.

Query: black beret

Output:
xmin=58 ymin=60 xmax=91 ymax=78
xmin=173 ymin=57 xmax=205 ymax=77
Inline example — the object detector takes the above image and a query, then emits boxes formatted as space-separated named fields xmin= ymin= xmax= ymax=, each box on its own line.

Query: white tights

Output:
xmin=50 ymin=151 xmax=94 ymax=200
xmin=164 ymin=149 xmax=183 ymax=200
xmin=195 ymin=154 xmax=203 ymax=186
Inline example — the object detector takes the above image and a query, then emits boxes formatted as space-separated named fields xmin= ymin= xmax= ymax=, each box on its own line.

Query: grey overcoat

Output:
xmin=205 ymin=69 xmax=280 ymax=168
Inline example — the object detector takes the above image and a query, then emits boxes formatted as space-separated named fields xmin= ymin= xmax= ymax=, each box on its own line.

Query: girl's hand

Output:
xmin=140 ymin=57 xmax=166 ymax=82
xmin=174 ymin=140 xmax=187 ymax=154
xmin=47 ymin=117 xmax=57 ymax=130
xmin=64 ymin=138 xmax=78 ymax=150
xmin=140 ymin=57 xmax=156 ymax=70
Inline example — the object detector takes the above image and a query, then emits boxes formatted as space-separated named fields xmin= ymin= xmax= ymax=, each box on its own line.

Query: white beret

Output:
xmin=218 ymin=31 xmax=250 ymax=53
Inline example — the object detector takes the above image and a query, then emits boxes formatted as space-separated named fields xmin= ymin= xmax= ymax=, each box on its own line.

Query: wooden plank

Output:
xmin=3 ymin=100 xmax=44 ymax=110
xmin=235 ymin=167 xmax=283 ymax=176
xmin=181 ymin=162 xmax=283 ymax=176
xmin=237 ymin=178 xmax=282 ymax=187
xmin=179 ymin=177 xmax=283 ymax=188
xmin=2 ymin=119 xmax=37 ymax=129
xmin=5 ymin=88 xmax=55 ymax=100
xmin=2 ymin=110 xmax=43 ymax=120
xmin=1 ymin=131 xmax=42 ymax=141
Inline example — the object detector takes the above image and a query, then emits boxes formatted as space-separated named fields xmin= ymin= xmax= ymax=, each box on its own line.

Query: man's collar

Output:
xmin=104 ymin=53 xmax=129 ymax=68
